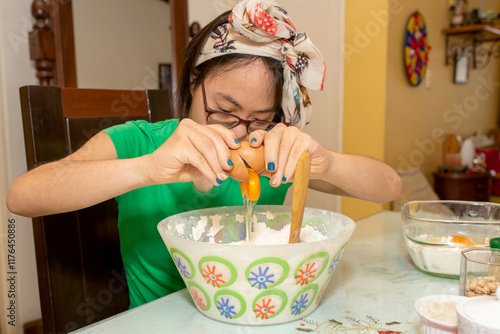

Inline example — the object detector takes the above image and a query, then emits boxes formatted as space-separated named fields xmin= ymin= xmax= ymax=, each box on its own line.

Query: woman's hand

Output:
xmin=249 ymin=123 xmax=330 ymax=186
xmin=142 ymin=118 xmax=240 ymax=189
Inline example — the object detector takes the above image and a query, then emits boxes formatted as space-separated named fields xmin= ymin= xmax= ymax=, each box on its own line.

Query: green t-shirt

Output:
xmin=103 ymin=119 xmax=291 ymax=308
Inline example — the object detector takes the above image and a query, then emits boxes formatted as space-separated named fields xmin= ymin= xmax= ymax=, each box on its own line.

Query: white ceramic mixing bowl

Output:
xmin=157 ymin=205 xmax=355 ymax=325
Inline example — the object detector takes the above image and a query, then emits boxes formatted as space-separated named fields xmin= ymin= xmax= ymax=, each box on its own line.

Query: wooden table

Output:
xmin=71 ymin=211 xmax=459 ymax=333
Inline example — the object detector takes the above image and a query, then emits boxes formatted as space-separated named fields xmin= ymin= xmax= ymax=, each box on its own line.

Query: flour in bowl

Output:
xmin=240 ymin=210 xmax=327 ymax=245
xmin=405 ymin=234 xmax=488 ymax=276
xmin=419 ymin=299 xmax=459 ymax=325
xmin=189 ymin=211 xmax=328 ymax=245
xmin=248 ymin=221 xmax=327 ymax=245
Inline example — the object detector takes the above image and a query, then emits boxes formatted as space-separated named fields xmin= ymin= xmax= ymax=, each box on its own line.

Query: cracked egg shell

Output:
xmin=228 ymin=142 xmax=265 ymax=182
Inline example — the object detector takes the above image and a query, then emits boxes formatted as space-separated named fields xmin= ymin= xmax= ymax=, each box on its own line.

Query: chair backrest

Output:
xmin=19 ymin=85 xmax=172 ymax=333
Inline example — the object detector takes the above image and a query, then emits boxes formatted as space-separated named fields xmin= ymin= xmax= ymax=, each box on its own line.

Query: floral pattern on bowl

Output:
xmin=157 ymin=205 xmax=355 ymax=325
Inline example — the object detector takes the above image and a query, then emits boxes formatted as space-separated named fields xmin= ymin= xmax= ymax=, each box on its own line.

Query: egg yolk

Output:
xmin=448 ymin=235 xmax=475 ymax=245
xmin=240 ymin=168 xmax=260 ymax=202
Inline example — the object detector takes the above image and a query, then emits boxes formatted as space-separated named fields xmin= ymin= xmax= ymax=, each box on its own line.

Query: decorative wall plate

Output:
xmin=404 ymin=11 xmax=430 ymax=86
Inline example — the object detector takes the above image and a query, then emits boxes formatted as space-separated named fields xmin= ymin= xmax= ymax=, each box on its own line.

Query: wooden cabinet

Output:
xmin=433 ymin=172 xmax=491 ymax=202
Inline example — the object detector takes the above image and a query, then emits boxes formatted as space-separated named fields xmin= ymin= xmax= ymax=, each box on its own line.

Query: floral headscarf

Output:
xmin=195 ymin=0 xmax=326 ymax=129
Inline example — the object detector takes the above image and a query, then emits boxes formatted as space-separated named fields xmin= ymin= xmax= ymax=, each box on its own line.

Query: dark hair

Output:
xmin=174 ymin=10 xmax=284 ymax=121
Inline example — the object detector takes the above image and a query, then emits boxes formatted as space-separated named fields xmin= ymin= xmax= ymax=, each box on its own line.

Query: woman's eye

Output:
xmin=215 ymin=106 xmax=232 ymax=113
xmin=255 ymin=114 xmax=276 ymax=122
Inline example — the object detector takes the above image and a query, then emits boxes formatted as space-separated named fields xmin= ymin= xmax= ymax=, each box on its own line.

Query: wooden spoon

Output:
xmin=289 ymin=150 xmax=311 ymax=244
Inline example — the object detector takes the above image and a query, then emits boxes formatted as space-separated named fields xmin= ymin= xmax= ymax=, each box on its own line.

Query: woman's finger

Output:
xmin=261 ymin=124 xmax=287 ymax=186
xmin=185 ymin=130 xmax=232 ymax=185
xmin=274 ymin=129 xmax=298 ymax=184
xmin=183 ymin=120 xmax=238 ymax=171
xmin=204 ymin=123 xmax=242 ymax=171
xmin=282 ymin=132 xmax=322 ymax=182
xmin=248 ymin=130 xmax=265 ymax=147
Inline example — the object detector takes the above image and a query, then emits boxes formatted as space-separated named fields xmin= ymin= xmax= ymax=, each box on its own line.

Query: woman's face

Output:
xmin=189 ymin=60 xmax=277 ymax=142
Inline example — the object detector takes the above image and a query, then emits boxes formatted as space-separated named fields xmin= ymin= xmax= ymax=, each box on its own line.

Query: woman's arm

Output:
xmin=6 ymin=132 xmax=151 ymax=217
xmin=7 ymin=119 xmax=240 ymax=217
xmin=308 ymin=149 xmax=402 ymax=204
xmin=248 ymin=124 xmax=402 ymax=204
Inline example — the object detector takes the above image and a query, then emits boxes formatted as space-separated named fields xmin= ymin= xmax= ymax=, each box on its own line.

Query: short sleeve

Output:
xmin=102 ymin=119 xmax=179 ymax=159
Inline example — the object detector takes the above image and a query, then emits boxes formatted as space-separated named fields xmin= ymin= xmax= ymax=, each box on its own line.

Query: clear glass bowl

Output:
xmin=401 ymin=200 xmax=500 ymax=278
xmin=157 ymin=205 xmax=355 ymax=325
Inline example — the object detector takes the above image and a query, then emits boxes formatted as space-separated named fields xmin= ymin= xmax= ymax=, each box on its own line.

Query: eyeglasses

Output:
xmin=201 ymin=82 xmax=279 ymax=134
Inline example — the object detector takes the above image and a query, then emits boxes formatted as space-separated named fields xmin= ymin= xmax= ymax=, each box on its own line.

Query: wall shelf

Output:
xmin=442 ymin=23 xmax=500 ymax=68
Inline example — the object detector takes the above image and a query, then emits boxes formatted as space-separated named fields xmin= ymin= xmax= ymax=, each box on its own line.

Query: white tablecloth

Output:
xmin=71 ymin=211 xmax=458 ymax=333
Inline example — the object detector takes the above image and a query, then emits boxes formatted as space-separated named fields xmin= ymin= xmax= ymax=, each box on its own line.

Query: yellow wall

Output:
xmin=385 ymin=0 xmax=499 ymax=180
xmin=343 ymin=0 xmax=389 ymax=220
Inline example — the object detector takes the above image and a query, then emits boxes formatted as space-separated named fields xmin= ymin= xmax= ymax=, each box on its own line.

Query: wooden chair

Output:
xmin=19 ymin=85 xmax=172 ymax=333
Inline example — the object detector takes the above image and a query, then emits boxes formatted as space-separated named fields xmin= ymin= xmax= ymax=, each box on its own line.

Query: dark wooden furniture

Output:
xmin=433 ymin=172 xmax=491 ymax=202
xmin=19 ymin=85 xmax=172 ymax=334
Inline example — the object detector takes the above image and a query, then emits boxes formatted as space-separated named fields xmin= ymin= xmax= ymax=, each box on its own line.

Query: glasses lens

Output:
xmin=249 ymin=121 xmax=276 ymax=132
xmin=207 ymin=112 xmax=240 ymax=128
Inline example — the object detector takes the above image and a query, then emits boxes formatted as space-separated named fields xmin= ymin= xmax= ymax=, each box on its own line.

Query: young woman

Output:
xmin=7 ymin=0 xmax=402 ymax=308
